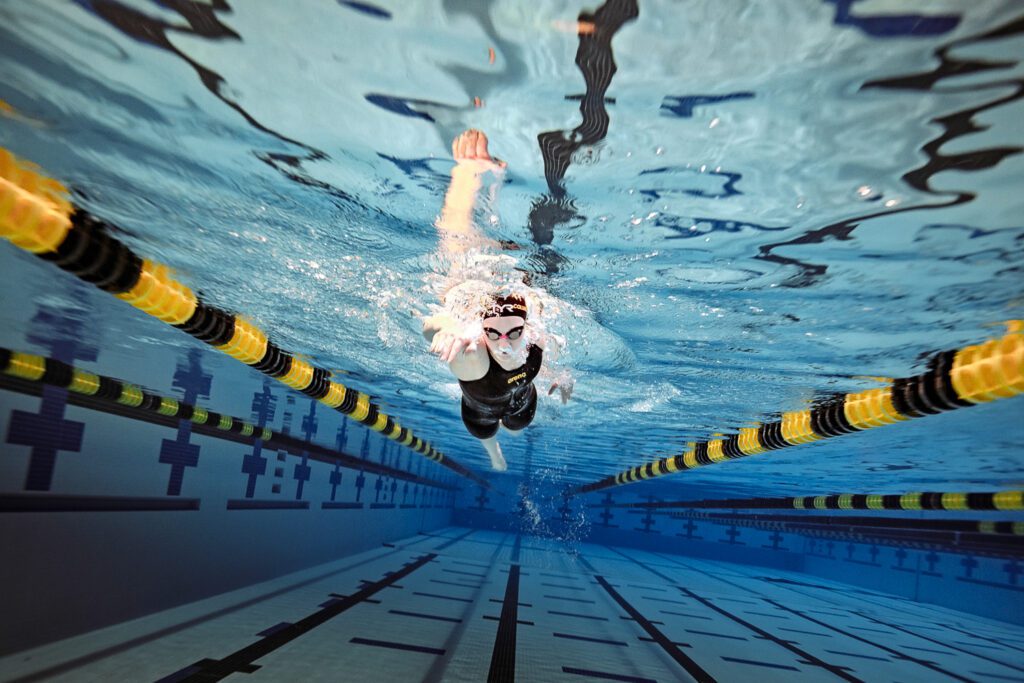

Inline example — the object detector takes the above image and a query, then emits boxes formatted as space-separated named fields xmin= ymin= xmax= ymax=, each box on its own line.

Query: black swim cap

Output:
xmin=484 ymin=293 xmax=527 ymax=320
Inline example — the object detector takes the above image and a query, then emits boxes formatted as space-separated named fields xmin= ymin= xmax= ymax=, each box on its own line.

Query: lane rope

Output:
xmin=570 ymin=321 xmax=1023 ymax=495
xmin=0 ymin=147 xmax=489 ymax=488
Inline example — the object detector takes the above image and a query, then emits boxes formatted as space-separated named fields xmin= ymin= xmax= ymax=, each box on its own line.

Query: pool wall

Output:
xmin=0 ymin=248 xmax=457 ymax=653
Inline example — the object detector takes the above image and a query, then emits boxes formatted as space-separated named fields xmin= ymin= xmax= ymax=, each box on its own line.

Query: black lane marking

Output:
xmin=956 ymin=641 xmax=1005 ymax=650
xmin=904 ymin=645 xmax=955 ymax=655
xmin=544 ymin=595 xmax=595 ymax=604
xmin=944 ymin=625 xmax=1024 ymax=655
xmin=721 ymin=656 xmax=799 ymax=671
xmin=824 ymin=650 xmax=890 ymax=662
xmin=967 ymin=672 xmax=1024 ymax=682
xmin=421 ymin=531 xmax=507 ymax=683
xmin=226 ymin=500 xmax=309 ymax=510
xmin=483 ymin=616 xmax=534 ymax=626
xmin=328 ymin=593 xmax=380 ymax=604
xmin=541 ymin=583 xmax=586 ymax=591
xmin=641 ymin=596 xmax=689 ymax=605
xmin=595 ymin=575 xmax=716 ymax=683
xmin=510 ymin=534 xmax=522 ymax=563
xmin=0 ymin=494 xmax=199 ymax=512
xmin=549 ymin=610 xmax=608 ymax=621
xmin=639 ymin=636 xmax=691 ymax=647
xmin=388 ymin=609 xmax=462 ymax=623
xmin=855 ymin=612 xmax=1024 ymax=673
xmin=413 ymin=592 xmax=473 ymax=603
xmin=683 ymin=629 xmax=748 ymax=641
xmin=765 ymin=599 xmax=977 ymax=682
xmin=660 ymin=610 xmax=712 ymax=621
xmin=743 ymin=611 xmax=789 ymax=620
xmin=163 ymin=553 xmax=436 ymax=682
xmin=629 ymin=584 xmax=668 ymax=592
xmin=430 ymin=579 xmax=482 ymax=589
xmin=443 ymin=569 xmax=487 ymax=577
xmin=452 ymin=560 xmax=491 ymax=568
xmin=6 ymin=544 xmax=416 ymax=683
xmin=322 ymin=502 xmax=364 ymax=509
xmin=487 ymin=564 xmax=521 ymax=683
xmin=540 ymin=572 xmax=577 ymax=579
xmin=562 ymin=666 xmax=657 ymax=683
xmin=779 ymin=627 xmax=833 ymax=638
xmin=603 ymin=545 xmax=857 ymax=683
xmin=350 ymin=637 xmax=444 ymax=655
xmin=489 ymin=599 xmax=532 ymax=607
xmin=433 ymin=528 xmax=476 ymax=551
xmin=554 ymin=632 xmax=628 ymax=646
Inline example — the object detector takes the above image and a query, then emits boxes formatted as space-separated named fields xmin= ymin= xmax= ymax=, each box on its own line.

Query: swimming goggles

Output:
xmin=483 ymin=326 xmax=524 ymax=341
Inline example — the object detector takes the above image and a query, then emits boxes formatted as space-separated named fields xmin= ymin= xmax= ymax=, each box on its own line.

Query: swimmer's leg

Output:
xmin=500 ymin=384 xmax=538 ymax=435
xmin=462 ymin=399 xmax=506 ymax=471
xmin=480 ymin=436 xmax=508 ymax=472
xmin=502 ymin=424 xmax=524 ymax=438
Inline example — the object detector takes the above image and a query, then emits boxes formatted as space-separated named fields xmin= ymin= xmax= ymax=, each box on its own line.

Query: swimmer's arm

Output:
xmin=422 ymin=314 xmax=488 ymax=381
xmin=541 ymin=366 xmax=574 ymax=404
xmin=421 ymin=313 xmax=454 ymax=344
xmin=436 ymin=165 xmax=484 ymax=239
xmin=534 ymin=332 xmax=572 ymax=403
xmin=435 ymin=130 xmax=506 ymax=250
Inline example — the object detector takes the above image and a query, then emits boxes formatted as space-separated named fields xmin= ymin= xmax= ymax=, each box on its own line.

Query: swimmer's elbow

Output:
xmin=421 ymin=314 xmax=451 ymax=342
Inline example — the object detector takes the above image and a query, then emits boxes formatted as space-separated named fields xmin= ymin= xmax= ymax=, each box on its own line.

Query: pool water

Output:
xmin=0 ymin=1 xmax=1022 ymax=680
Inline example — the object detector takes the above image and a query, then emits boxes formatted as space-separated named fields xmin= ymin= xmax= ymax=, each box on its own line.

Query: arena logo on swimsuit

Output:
xmin=507 ymin=372 xmax=527 ymax=385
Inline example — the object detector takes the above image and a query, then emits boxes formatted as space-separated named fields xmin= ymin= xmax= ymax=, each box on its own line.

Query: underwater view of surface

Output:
xmin=0 ymin=0 xmax=1022 ymax=681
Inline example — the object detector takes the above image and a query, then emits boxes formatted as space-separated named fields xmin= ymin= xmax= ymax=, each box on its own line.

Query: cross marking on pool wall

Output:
xmin=679 ymin=519 xmax=701 ymax=540
xmin=159 ymin=423 xmax=200 ymax=496
xmin=598 ymin=492 xmax=617 ymax=527
xmin=7 ymin=385 xmax=84 ymax=491
xmin=293 ymin=401 xmax=316 ymax=500
xmin=764 ymin=531 xmax=786 ymax=551
xmin=329 ymin=464 xmax=343 ymax=501
xmin=239 ymin=381 xmax=277 ymax=498
xmin=158 ymin=349 xmax=212 ymax=496
xmin=722 ymin=526 xmax=743 ymax=544
xmin=354 ymin=431 xmax=370 ymax=503
xmin=635 ymin=496 xmax=657 ymax=533
xmin=8 ymin=295 xmax=96 ymax=491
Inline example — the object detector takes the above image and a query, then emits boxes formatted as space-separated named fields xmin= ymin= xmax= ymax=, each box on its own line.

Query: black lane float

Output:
xmin=0 ymin=147 xmax=488 ymax=488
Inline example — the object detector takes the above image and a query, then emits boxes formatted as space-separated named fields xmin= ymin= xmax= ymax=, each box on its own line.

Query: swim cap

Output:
xmin=483 ymin=293 xmax=528 ymax=320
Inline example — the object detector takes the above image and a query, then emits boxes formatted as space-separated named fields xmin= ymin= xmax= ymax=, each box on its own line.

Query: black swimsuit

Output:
xmin=459 ymin=344 xmax=543 ymax=439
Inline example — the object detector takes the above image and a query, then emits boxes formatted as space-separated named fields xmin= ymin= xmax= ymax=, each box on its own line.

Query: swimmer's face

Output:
xmin=481 ymin=315 xmax=526 ymax=358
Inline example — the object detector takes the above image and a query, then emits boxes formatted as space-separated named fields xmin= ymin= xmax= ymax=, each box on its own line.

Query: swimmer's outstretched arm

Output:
xmin=435 ymin=129 xmax=506 ymax=254
xmin=422 ymin=313 xmax=488 ymax=380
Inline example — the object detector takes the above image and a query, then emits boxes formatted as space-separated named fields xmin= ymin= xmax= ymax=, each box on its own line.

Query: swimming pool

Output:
xmin=1 ymin=1 xmax=1022 ymax=680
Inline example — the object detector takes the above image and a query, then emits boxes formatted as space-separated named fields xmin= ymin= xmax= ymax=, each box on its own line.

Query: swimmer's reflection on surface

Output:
xmin=528 ymin=0 xmax=639 ymax=276
xmin=422 ymin=130 xmax=572 ymax=472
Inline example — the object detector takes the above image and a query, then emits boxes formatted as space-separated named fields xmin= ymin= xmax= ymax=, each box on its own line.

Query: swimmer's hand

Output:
xmin=547 ymin=375 xmax=574 ymax=405
xmin=425 ymin=315 xmax=483 ymax=364
xmin=431 ymin=331 xmax=480 ymax=364
xmin=452 ymin=129 xmax=506 ymax=173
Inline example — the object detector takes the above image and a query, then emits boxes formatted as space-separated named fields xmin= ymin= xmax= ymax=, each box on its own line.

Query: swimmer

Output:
xmin=422 ymin=130 xmax=571 ymax=471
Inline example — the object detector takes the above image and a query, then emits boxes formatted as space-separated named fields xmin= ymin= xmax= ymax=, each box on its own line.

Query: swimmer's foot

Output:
xmin=481 ymin=437 xmax=508 ymax=471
